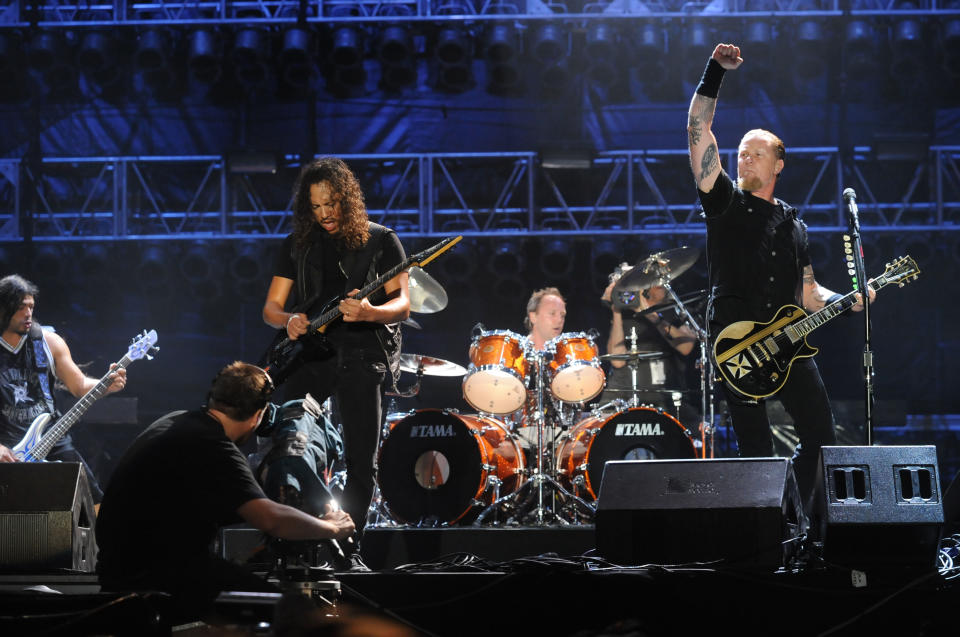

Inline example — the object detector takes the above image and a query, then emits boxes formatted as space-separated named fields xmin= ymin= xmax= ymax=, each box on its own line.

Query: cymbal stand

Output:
xmin=660 ymin=279 xmax=715 ymax=458
xmin=475 ymin=350 xmax=595 ymax=526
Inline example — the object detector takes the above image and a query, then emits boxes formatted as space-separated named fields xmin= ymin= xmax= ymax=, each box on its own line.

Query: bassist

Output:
xmin=0 ymin=274 xmax=127 ymax=501
xmin=686 ymin=44 xmax=874 ymax=505
xmin=262 ymin=157 xmax=410 ymax=571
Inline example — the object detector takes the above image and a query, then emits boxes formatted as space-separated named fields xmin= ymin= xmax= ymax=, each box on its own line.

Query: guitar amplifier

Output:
xmin=0 ymin=463 xmax=97 ymax=572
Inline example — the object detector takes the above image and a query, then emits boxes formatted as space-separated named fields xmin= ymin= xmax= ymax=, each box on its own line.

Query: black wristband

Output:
xmin=695 ymin=58 xmax=726 ymax=98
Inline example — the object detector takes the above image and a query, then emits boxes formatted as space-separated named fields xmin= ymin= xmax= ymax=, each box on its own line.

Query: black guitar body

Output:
xmin=713 ymin=305 xmax=817 ymax=400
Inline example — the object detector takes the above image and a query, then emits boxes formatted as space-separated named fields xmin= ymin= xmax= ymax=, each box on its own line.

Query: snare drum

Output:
xmin=377 ymin=409 xmax=526 ymax=525
xmin=546 ymin=332 xmax=605 ymax=404
xmin=556 ymin=406 xmax=697 ymax=500
xmin=462 ymin=330 xmax=529 ymax=414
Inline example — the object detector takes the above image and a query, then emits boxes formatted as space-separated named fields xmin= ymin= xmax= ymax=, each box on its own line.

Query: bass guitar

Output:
xmin=265 ymin=235 xmax=462 ymax=384
xmin=713 ymin=255 xmax=919 ymax=400
xmin=12 ymin=330 xmax=159 ymax=462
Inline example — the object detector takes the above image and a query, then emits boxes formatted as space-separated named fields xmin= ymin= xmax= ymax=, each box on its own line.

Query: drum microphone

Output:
xmin=842 ymin=187 xmax=860 ymax=232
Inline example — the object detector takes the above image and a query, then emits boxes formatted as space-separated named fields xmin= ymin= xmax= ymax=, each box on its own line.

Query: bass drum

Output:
xmin=378 ymin=409 xmax=525 ymax=525
xmin=556 ymin=407 xmax=697 ymax=501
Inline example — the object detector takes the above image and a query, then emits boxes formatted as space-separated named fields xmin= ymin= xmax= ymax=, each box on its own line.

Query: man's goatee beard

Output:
xmin=737 ymin=175 xmax=763 ymax=192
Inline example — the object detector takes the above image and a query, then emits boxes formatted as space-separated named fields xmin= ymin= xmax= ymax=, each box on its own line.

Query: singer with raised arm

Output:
xmin=686 ymin=43 xmax=875 ymax=505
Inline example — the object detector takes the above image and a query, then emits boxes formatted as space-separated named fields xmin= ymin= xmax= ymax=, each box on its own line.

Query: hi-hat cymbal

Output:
xmin=408 ymin=266 xmax=448 ymax=314
xmin=612 ymin=246 xmax=700 ymax=310
xmin=399 ymin=353 xmax=467 ymax=377
xmin=600 ymin=351 xmax=664 ymax=362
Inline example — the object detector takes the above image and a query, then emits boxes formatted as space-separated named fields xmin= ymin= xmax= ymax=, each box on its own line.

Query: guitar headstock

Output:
xmin=415 ymin=235 xmax=463 ymax=267
xmin=128 ymin=329 xmax=159 ymax=361
xmin=882 ymin=255 xmax=920 ymax=288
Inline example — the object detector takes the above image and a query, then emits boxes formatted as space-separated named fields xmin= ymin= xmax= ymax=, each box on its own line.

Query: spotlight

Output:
xmin=940 ymin=15 xmax=960 ymax=77
xmin=745 ymin=20 xmax=773 ymax=83
xmin=591 ymin=238 xmax=622 ymax=279
xmin=31 ymin=245 xmax=63 ymax=280
xmin=891 ymin=14 xmax=925 ymax=83
xmin=378 ymin=26 xmax=412 ymax=64
xmin=843 ymin=20 xmax=877 ymax=78
xmin=437 ymin=26 xmax=469 ymax=65
xmin=540 ymin=238 xmax=571 ymax=277
xmin=683 ymin=22 xmax=713 ymax=79
xmin=794 ymin=20 xmax=827 ymax=80
xmin=635 ymin=23 xmax=667 ymax=87
xmin=539 ymin=60 xmax=571 ymax=98
xmin=485 ymin=24 xmax=521 ymax=92
xmin=78 ymin=31 xmax=114 ymax=75
xmin=0 ymin=33 xmax=22 ymax=85
xmin=436 ymin=27 xmax=471 ymax=92
xmin=27 ymin=31 xmax=61 ymax=72
xmin=280 ymin=27 xmax=313 ymax=88
xmin=231 ymin=241 xmax=264 ymax=282
xmin=381 ymin=62 xmax=416 ymax=90
xmin=586 ymin=23 xmax=618 ymax=89
xmin=532 ymin=24 xmax=566 ymax=65
xmin=188 ymin=29 xmax=222 ymax=84
xmin=493 ymin=275 xmax=525 ymax=301
xmin=440 ymin=239 xmax=476 ymax=281
xmin=135 ymin=29 xmax=168 ymax=71
xmin=137 ymin=245 xmax=169 ymax=285
xmin=332 ymin=26 xmax=364 ymax=67
xmin=489 ymin=240 xmax=526 ymax=277
xmin=233 ymin=28 xmax=270 ymax=87
xmin=180 ymin=242 xmax=214 ymax=283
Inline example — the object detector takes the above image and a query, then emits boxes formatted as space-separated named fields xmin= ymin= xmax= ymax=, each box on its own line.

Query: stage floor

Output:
xmin=2 ymin=525 xmax=958 ymax=637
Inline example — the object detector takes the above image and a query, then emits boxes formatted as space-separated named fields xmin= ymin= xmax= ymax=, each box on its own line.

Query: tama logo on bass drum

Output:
xmin=409 ymin=424 xmax=457 ymax=438
xmin=614 ymin=422 xmax=665 ymax=437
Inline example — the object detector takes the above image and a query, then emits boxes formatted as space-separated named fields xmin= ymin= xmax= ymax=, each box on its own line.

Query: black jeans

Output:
xmin=280 ymin=347 xmax=386 ymax=546
xmin=721 ymin=357 xmax=837 ymax=504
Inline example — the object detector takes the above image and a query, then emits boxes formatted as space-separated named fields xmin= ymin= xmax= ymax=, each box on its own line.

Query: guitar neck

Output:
xmin=793 ymin=280 xmax=884 ymax=339
xmin=308 ymin=255 xmax=415 ymax=332
xmin=33 ymin=355 xmax=132 ymax=460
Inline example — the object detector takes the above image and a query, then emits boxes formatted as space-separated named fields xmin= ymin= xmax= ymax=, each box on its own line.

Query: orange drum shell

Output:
xmin=468 ymin=333 xmax=528 ymax=381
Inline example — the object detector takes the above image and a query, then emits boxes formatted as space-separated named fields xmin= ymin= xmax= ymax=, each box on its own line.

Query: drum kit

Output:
xmin=373 ymin=247 xmax=717 ymax=528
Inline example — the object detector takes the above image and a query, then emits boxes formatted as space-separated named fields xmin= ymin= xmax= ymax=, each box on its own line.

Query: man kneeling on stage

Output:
xmin=96 ymin=361 xmax=354 ymax=622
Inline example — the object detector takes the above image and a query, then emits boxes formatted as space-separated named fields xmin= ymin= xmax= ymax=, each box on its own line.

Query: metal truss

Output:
xmin=3 ymin=0 xmax=960 ymax=25
xmin=3 ymin=147 xmax=959 ymax=241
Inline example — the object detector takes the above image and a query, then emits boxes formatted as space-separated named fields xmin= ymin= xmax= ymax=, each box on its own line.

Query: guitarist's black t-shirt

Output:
xmin=96 ymin=409 xmax=265 ymax=590
xmin=273 ymin=228 xmax=406 ymax=354
xmin=699 ymin=170 xmax=810 ymax=329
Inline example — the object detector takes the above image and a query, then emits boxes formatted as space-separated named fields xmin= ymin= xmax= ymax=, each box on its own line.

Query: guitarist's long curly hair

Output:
xmin=291 ymin=157 xmax=370 ymax=252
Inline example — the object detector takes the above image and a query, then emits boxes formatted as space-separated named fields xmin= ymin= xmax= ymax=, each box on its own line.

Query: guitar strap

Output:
xmin=27 ymin=323 xmax=57 ymax=417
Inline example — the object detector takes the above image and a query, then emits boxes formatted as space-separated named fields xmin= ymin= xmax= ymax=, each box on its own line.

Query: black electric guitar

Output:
xmin=264 ymin=235 xmax=462 ymax=384
xmin=12 ymin=330 xmax=159 ymax=462
xmin=713 ymin=256 xmax=919 ymax=400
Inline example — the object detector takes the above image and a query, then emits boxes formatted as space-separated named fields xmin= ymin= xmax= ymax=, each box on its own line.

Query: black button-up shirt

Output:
xmin=698 ymin=170 xmax=810 ymax=329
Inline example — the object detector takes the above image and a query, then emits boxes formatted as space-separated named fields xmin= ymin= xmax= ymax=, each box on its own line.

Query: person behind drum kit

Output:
xmin=600 ymin=267 xmax=697 ymax=419
xmin=524 ymin=286 xmax=566 ymax=351
xmin=687 ymin=43 xmax=873 ymax=505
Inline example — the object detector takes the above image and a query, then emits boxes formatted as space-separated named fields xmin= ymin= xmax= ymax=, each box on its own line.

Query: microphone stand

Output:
xmin=844 ymin=191 xmax=875 ymax=444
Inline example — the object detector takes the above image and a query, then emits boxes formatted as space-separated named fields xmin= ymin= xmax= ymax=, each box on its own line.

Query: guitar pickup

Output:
xmin=763 ymin=337 xmax=780 ymax=355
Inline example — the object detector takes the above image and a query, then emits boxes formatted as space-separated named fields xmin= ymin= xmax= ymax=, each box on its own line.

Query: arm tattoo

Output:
xmin=698 ymin=143 xmax=719 ymax=184
xmin=687 ymin=115 xmax=702 ymax=148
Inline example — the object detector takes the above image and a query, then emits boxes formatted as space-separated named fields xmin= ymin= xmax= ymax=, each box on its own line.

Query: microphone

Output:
xmin=842 ymin=187 xmax=860 ymax=231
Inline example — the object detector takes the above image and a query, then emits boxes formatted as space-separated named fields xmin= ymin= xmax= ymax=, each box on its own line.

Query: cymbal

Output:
xmin=402 ymin=317 xmax=422 ymax=329
xmin=612 ymin=246 xmax=700 ymax=310
xmin=600 ymin=351 xmax=663 ymax=362
xmin=408 ymin=266 xmax=448 ymax=314
xmin=399 ymin=353 xmax=467 ymax=377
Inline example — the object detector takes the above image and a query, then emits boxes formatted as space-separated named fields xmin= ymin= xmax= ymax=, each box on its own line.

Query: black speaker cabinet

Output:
xmin=595 ymin=458 xmax=805 ymax=568
xmin=812 ymin=445 xmax=943 ymax=572
xmin=0 ymin=462 xmax=97 ymax=572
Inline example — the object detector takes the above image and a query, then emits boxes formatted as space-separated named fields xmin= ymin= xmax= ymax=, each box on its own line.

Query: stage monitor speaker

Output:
xmin=812 ymin=445 xmax=943 ymax=572
xmin=595 ymin=458 xmax=805 ymax=568
xmin=0 ymin=462 xmax=97 ymax=572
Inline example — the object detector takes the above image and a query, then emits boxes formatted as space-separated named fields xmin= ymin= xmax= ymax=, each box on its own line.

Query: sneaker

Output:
xmin=336 ymin=553 xmax=372 ymax=573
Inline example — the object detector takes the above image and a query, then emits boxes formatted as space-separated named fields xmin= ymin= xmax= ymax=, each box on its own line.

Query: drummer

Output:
xmin=524 ymin=286 xmax=566 ymax=351
xmin=600 ymin=265 xmax=697 ymax=417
